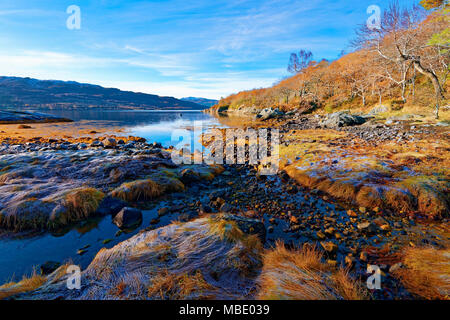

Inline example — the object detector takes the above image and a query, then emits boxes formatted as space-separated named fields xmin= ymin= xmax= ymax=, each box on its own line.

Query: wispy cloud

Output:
xmin=0 ymin=0 xmax=419 ymax=98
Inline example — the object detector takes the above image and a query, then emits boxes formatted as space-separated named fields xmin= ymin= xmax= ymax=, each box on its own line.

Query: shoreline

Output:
xmin=0 ymin=109 xmax=449 ymax=300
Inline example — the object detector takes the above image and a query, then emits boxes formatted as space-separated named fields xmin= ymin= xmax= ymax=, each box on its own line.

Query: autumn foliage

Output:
xmin=216 ymin=2 xmax=449 ymax=117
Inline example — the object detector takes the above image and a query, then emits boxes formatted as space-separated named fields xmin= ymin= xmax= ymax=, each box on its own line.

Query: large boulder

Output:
xmin=256 ymin=108 xmax=284 ymax=121
xmin=113 ymin=207 xmax=142 ymax=229
xmin=320 ymin=111 xmax=366 ymax=128
xmin=102 ymin=137 xmax=117 ymax=148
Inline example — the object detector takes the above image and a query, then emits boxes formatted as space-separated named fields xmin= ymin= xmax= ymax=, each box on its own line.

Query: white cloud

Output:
xmin=0 ymin=49 xmax=278 ymax=99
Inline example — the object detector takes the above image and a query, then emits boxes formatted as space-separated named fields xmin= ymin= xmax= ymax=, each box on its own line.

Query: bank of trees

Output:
xmin=217 ymin=1 xmax=449 ymax=118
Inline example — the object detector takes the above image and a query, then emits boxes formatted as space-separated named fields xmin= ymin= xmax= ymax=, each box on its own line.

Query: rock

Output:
xmin=218 ymin=214 xmax=266 ymax=243
xmin=113 ymin=207 xmax=143 ymax=229
xmin=368 ymin=105 xmax=389 ymax=115
xmin=359 ymin=252 xmax=368 ymax=262
xmin=347 ymin=209 xmax=358 ymax=217
xmin=103 ymin=137 xmax=117 ymax=148
xmin=96 ymin=196 xmax=127 ymax=217
xmin=157 ymin=207 xmax=169 ymax=217
xmin=345 ymin=255 xmax=355 ymax=266
xmin=325 ymin=227 xmax=335 ymax=236
xmin=327 ymin=260 xmax=338 ymax=267
xmin=40 ymin=261 xmax=61 ymax=275
xmin=180 ymin=168 xmax=200 ymax=184
xmin=389 ymin=262 xmax=403 ymax=273
xmin=256 ymin=108 xmax=284 ymax=120
xmin=320 ymin=241 xmax=338 ymax=254
xmin=316 ymin=231 xmax=326 ymax=240
xmin=320 ymin=111 xmax=366 ymax=128
xmin=357 ymin=221 xmax=378 ymax=234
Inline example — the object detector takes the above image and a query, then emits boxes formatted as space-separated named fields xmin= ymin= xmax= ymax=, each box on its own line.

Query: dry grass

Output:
xmin=147 ymin=270 xmax=218 ymax=300
xmin=392 ymin=247 xmax=450 ymax=300
xmin=64 ymin=188 xmax=105 ymax=220
xmin=0 ymin=271 xmax=47 ymax=300
xmin=112 ymin=179 xmax=163 ymax=202
xmin=257 ymin=241 xmax=367 ymax=300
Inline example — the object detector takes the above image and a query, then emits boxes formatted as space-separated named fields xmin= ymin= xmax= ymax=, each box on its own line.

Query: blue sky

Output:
xmin=0 ymin=0 xmax=418 ymax=99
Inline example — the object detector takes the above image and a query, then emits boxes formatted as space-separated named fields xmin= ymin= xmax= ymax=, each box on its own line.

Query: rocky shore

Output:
xmin=0 ymin=110 xmax=72 ymax=124
xmin=0 ymin=110 xmax=449 ymax=300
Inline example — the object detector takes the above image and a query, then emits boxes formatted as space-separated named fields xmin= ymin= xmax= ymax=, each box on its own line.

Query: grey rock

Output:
xmin=320 ymin=111 xmax=366 ymax=128
xmin=113 ymin=207 xmax=143 ymax=229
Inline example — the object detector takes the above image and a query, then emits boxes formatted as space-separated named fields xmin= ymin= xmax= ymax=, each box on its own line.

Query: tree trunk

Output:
xmin=413 ymin=60 xmax=444 ymax=119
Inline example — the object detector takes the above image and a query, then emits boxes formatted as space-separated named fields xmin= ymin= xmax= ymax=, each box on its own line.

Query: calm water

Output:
xmin=36 ymin=109 xmax=222 ymax=147
xmin=0 ymin=109 xmax=222 ymax=283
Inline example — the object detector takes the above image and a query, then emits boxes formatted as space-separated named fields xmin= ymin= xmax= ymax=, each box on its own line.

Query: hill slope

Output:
xmin=181 ymin=97 xmax=218 ymax=107
xmin=0 ymin=76 xmax=205 ymax=110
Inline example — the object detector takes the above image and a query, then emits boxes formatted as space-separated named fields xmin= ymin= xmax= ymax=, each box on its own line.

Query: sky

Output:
xmin=0 ymin=0 xmax=419 ymax=99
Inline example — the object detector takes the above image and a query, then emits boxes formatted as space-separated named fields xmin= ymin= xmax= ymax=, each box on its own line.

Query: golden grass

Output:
xmin=112 ymin=179 xmax=163 ymax=202
xmin=147 ymin=270 xmax=218 ymax=300
xmin=0 ymin=271 xmax=47 ymax=299
xmin=257 ymin=241 xmax=367 ymax=300
xmin=65 ymin=188 xmax=105 ymax=220
xmin=392 ymin=247 xmax=450 ymax=300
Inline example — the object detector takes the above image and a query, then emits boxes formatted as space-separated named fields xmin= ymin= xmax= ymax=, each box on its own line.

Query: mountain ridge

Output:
xmin=0 ymin=76 xmax=206 ymax=110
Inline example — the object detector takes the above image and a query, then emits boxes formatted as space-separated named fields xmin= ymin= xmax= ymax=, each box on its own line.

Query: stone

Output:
xmin=113 ymin=207 xmax=143 ymax=229
xmin=357 ymin=221 xmax=378 ymax=234
xmin=320 ymin=241 xmax=338 ymax=254
xmin=97 ymin=196 xmax=127 ymax=217
xmin=368 ymin=105 xmax=389 ymax=115
xmin=320 ymin=111 xmax=366 ymax=128
xmin=389 ymin=262 xmax=403 ymax=273
xmin=345 ymin=255 xmax=355 ymax=266
xmin=219 ymin=214 xmax=266 ymax=243
xmin=158 ymin=207 xmax=169 ymax=217
xmin=316 ymin=231 xmax=326 ymax=240
xmin=103 ymin=137 xmax=117 ymax=148
xmin=40 ymin=261 xmax=61 ymax=275
xmin=360 ymin=251 xmax=368 ymax=262
xmin=256 ymin=108 xmax=284 ymax=120
xmin=180 ymin=168 xmax=200 ymax=184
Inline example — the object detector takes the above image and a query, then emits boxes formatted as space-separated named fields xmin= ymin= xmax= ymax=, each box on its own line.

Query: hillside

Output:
xmin=212 ymin=4 xmax=449 ymax=119
xmin=0 ymin=76 xmax=205 ymax=110
xmin=181 ymin=97 xmax=218 ymax=107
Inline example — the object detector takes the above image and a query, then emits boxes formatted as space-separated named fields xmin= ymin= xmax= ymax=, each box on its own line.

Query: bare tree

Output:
xmin=355 ymin=1 xmax=448 ymax=118
xmin=288 ymin=50 xmax=314 ymax=74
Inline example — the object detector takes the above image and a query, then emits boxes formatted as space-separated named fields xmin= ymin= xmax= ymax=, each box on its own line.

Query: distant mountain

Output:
xmin=0 ymin=76 xmax=206 ymax=110
xmin=181 ymin=97 xmax=218 ymax=107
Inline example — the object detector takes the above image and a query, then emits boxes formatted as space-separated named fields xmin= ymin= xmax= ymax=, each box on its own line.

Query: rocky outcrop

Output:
xmin=0 ymin=139 xmax=224 ymax=232
xmin=319 ymin=111 xmax=367 ymax=128
xmin=256 ymin=108 xmax=284 ymax=120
